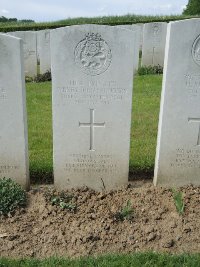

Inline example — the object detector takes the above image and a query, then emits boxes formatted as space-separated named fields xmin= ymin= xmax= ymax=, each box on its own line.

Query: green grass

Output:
xmin=1 ymin=252 xmax=200 ymax=266
xmin=130 ymin=74 xmax=162 ymax=175
xmin=26 ymin=74 xmax=162 ymax=183
xmin=26 ymin=82 xmax=53 ymax=183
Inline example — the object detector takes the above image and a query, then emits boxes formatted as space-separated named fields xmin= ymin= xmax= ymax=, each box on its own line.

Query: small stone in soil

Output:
xmin=162 ymin=239 xmax=174 ymax=248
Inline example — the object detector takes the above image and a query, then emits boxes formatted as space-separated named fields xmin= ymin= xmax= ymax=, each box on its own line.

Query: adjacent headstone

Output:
xmin=37 ymin=30 xmax=51 ymax=74
xmin=141 ymin=22 xmax=167 ymax=67
xmin=0 ymin=33 xmax=29 ymax=189
xmin=154 ymin=18 xmax=200 ymax=187
xmin=8 ymin=31 xmax=37 ymax=77
xmin=137 ymin=23 xmax=144 ymax=50
xmin=51 ymin=25 xmax=136 ymax=191
xmin=36 ymin=31 xmax=41 ymax=63
xmin=118 ymin=25 xmax=140 ymax=72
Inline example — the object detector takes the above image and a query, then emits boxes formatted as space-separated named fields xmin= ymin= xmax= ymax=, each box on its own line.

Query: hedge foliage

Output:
xmin=0 ymin=14 xmax=199 ymax=33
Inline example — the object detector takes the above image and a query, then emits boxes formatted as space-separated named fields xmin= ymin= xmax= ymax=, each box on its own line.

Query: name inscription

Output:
xmin=58 ymin=80 xmax=127 ymax=105
xmin=185 ymin=74 xmax=200 ymax=97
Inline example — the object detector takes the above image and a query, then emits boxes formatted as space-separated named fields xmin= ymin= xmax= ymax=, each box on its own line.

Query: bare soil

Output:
xmin=0 ymin=180 xmax=200 ymax=259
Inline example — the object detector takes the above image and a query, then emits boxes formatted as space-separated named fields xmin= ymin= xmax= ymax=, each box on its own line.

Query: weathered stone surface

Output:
xmin=154 ymin=19 xmax=200 ymax=187
xmin=0 ymin=33 xmax=29 ymax=189
xmin=137 ymin=23 xmax=144 ymax=50
xmin=36 ymin=31 xmax=42 ymax=63
xmin=8 ymin=31 xmax=37 ymax=77
xmin=37 ymin=30 xmax=51 ymax=74
xmin=51 ymin=25 xmax=136 ymax=191
xmin=141 ymin=22 xmax=167 ymax=67
xmin=118 ymin=25 xmax=140 ymax=72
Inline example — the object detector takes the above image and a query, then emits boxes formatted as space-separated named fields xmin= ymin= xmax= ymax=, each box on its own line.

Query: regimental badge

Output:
xmin=74 ymin=33 xmax=112 ymax=76
xmin=192 ymin=35 xmax=200 ymax=66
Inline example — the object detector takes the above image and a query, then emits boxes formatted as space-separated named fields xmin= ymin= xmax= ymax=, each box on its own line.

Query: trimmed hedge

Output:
xmin=0 ymin=14 xmax=199 ymax=32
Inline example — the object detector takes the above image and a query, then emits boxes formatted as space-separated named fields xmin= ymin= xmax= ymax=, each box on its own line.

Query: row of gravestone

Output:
xmin=8 ymin=30 xmax=51 ymax=77
xmin=6 ymin=22 xmax=168 ymax=78
xmin=1 ymin=19 xmax=198 ymax=191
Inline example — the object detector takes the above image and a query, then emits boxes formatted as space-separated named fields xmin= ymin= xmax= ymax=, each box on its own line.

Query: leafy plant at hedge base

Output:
xmin=25 ymin=70 xmax=51 ymax=83
xmin=0 ymin=178 xmax=27 ymax=216
xmin=34 ymin=70 xmax=52 ymax=83
xmin=172 ymin=189 xmax=185 ymax=215
xmin=137 ymin=65 xmax=163 ymax=75
xmin=113 ymin=200 xmax=134 ymax=221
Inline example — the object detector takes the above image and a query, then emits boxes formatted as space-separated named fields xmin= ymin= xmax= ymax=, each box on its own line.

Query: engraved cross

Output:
xmin=152 ymin=47 xmax=159 ymax=65
xmin=79 ymin=109 xmax=105 ymax=151
xmin=188 ymin=117 xmax=200 ymax=145
xmin=152 ymin=47 xmax=156 ymax=65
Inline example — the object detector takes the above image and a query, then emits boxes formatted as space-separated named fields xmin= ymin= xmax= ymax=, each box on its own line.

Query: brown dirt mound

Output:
xmin=0 ymin=180 xmax=200 ymax=259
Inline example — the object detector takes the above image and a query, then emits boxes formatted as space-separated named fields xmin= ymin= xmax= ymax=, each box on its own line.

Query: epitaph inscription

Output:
xmin=0 ymin=165 xmax=20 ymax=174
xmin=65 ymin=153 xmax=117 ymax=174
xmin=170 ymin=148 xmax=200 ymax=168
xmin=74 ymin=33 xmax=112 ymax=76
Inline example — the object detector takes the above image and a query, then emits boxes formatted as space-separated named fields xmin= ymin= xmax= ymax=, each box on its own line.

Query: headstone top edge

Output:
xmin=0 ymin=33 xmax=21 ymax=42
xmin=50 ymin=23 xmax=138 ymax=33
xmin=144 ymin=22 xmax=168 ymax=26
xmin=169 ymin=18 xmax=200 ymax=26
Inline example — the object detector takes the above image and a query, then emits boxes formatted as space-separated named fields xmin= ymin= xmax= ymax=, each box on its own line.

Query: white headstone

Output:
xmin=142 ymin=22 xmax=167 ymax=67
xmin=51 ymin=25 xmax=136 ymax=191
xmin=37 ymin=30 xmax=51 ymax=74
xmin=137 ymin=23 xmax=144 ymax=50
xmin=154 ymin=19 xmax=200 ymax=187
xmin=36 ymin=31 xmax=41 ymax=62
xmin=8 ymin=31 xmax=37 ymax=77
xmin=118 ymin=25 xmax=140 ymax=72
xmin=0 ymin=33 xmax=29 ymax=189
